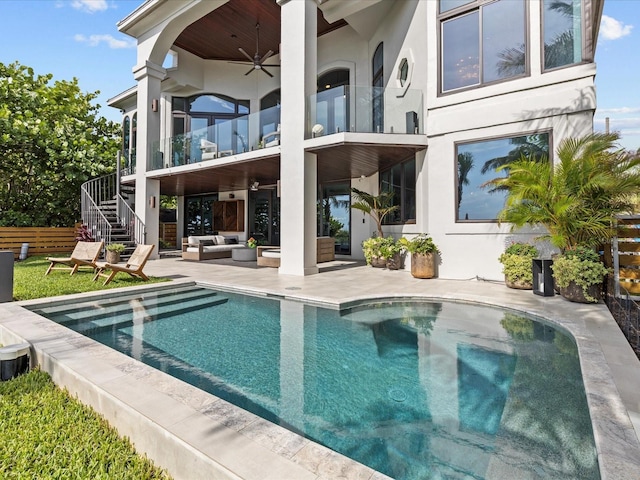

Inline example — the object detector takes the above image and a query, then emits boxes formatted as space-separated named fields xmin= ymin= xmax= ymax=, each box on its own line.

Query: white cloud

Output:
xmin=70 ymin=0 xmax=109 ymax=13
xmin=74 ymin=34 xmax=135 ymax=49
xmin=600 ymin=15 xmax=633 ymax=40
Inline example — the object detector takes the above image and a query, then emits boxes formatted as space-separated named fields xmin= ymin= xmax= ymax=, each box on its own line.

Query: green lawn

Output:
xmin=13 ymin=256 xmax=167 ymax=301
xmin=0 ymin=369 xmax=170 ymax=479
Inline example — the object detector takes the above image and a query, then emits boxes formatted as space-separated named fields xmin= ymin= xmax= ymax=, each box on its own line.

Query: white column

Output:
xmin=133 ymin=61 xmax=165 ymax=256
xmin=278 ymin=0 xmax=318 ymax=276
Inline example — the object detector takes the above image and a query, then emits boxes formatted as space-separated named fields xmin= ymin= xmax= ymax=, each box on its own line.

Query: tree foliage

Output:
xmin=486 ymin=133 xmax=640 ymax=251
xmin=0 ymin=62 xmax=120 ymax=226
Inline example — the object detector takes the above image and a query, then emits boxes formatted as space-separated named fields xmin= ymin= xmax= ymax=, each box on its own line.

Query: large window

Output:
xmin=456 ymin=132 xmax=550 ymax=221
xmin=440 ymin=0 xmax=526 ymax=93
xmin=543 ymin=0 xmax=583 ymax=70
xmin=372 ymin=43 xmax=384 ymax=132
xmin=380 ymin=157 xmax=416 ymax=224
xmin=172 ymin=93 xmax=249 ymax=162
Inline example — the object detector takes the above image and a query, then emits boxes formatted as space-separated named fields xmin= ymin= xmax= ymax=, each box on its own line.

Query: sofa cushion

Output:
xmin=261 ymin=249 xmax=281 ymax=259
xmin=213 ymin=235 xmax=226 ymax=245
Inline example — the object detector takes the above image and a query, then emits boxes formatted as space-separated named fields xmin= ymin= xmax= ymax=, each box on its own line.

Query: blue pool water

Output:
xmin=32 ymin=285 xmax=599 ymax=479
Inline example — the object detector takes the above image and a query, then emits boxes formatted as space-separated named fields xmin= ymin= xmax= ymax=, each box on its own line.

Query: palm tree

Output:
xmin=457 ymin=152 xmax=474 ymax=210
xmin=485 ymin=133 xmax=640 ymax=251
xmin=350 ymin=187 xmax=398 ymax=238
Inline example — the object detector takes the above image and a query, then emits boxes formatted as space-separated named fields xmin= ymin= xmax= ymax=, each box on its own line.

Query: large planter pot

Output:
xmin=504 ymin=276 xmax=533 ymax=290
xmin=411 ymin=252 xmax=436 ymax=279
xmin=105 ymin=250 xmax=120 ymax=264
xmin=386 ymin=253 xmax=404 ymax=270
xmin=370 ymin=256 xmax=387 ymax=268
xmin=559 ymin=281 xmax=602 ymax=303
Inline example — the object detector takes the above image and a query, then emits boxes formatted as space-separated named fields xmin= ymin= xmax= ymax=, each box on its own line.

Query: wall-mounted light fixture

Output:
xmin=151 ymin=99 xmax=158 ymax=112
xmin=149 ymin=196 xmax=156 ymax=208
xmin=249 ymin=181 xmax=259 ymax=192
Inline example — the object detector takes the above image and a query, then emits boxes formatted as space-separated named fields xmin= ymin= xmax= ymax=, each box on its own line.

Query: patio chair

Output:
xmin=92 ymin=244 xmax=155 ymax=285
xmin=261 ymin=124 xmax=281 ymax=147
xmin=45 ymin=241 xmax=104 ymax=276
xmin=200 ymin=138 xmax=218 ymax=160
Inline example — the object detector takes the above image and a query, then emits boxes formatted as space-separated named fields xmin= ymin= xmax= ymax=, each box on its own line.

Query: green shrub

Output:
xmin=551 ymin=248 xmax=609 ymax=302
xmin=362 ymin=237 xmax=396 ymax=264
xmin=499 ymin=243 xmax=538 ymax=284
xmin=106 ymin=243 xmax=126 ymax=253
xmin=402 ymin=234 xmax=440 ymax=255
xmin=0 ymin=369 xmax=170 ymax=479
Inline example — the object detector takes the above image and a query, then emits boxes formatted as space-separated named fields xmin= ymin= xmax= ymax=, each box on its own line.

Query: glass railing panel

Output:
xmin=148 ymin=105 xmax=281 ymax=171
xmin=307 ymin=85 xmax=423 ymax=138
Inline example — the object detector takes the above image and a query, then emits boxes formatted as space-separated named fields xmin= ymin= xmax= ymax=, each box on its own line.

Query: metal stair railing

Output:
xmin=81 ymin=180 xmax=112 ymax=247
xmin=116 ymin=193 xmax=145 ymax=245
xmin=81 ymin=172 xmax=146 ymax=247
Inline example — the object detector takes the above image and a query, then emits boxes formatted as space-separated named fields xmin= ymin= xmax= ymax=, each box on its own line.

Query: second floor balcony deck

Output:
xmin=144 ymin=86 xmax=424 ymax=174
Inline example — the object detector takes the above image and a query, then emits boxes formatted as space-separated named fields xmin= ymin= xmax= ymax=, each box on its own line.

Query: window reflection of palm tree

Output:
xmin=497 ymin=0 xmax=577 ymax=74
xmin=457 ymin=152 xmax=474 ymax=210
xmin=481 ymin=135 xmax=549 ymax=175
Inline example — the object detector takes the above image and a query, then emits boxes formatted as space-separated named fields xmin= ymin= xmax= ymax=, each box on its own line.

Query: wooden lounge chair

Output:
xmin=92 ymin=244 xmax=154 ymax=285
xmin=45 ymin=241 xmax=104 ymax=276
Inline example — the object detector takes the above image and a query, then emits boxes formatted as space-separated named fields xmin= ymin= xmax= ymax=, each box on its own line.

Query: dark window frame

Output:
xmin=454 ymin=130 xmax=552 ymax=223
xmin=380 ymin=156 xmax=417 ymax=225
xmin=438 ymin=0 xmax=530 ymax=95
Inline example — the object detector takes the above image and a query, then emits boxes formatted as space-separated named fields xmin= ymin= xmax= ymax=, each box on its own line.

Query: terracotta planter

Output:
xmin=105 ymin=250 xmax=120 ymax=264
xmin=370 ymin=256 xmax=387 ymax=268
xmin=559 ymin=280 xmax=602 ymax=303
xmin=504 ymin=276 xmax=533 ymax=290
xmin=411 ymin=252 xmax=436 ymax=279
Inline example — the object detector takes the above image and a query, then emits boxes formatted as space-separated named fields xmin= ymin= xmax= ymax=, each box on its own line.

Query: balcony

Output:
xmin=149 ymin=105 xmax=281 ymax=172
xmin=307 ymin=85 xmax=423 ymax=138
xmin=147 ymin=86 xmax=423 ymax=173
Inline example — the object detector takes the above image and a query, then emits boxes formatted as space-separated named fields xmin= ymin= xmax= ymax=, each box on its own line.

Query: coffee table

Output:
xmin=231 ymin=247 xmax=257 ymax=262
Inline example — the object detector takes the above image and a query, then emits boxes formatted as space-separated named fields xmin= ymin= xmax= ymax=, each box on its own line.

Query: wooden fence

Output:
xmin=0 ymin=227 xmax=76 ymax=259
xmin=604 ymin=216 xmax=640 ymax=295
xmin=159 ymin=222 xmax=177 ymax=249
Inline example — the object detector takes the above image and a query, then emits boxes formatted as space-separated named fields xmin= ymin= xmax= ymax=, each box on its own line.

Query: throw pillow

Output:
xmin=225 ymin=237 xmax=239 ymax=244
xmin=200 ymin=239 xmax=215 ymax=246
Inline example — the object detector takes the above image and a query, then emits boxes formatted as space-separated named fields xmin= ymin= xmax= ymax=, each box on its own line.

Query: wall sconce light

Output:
xmin=228 ymin=193 xmax=235 ymax=199
xmin=149 ymin=196 xmax=156 ymax=208
xmin=151 ymin=99 xmax=158 ymax=112
xmin=250 ymin=181 xmax=259 ymax=192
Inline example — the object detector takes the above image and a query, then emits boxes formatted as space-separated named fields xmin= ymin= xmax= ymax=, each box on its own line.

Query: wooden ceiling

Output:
xmin=153 ymin=144 xmax=423 ymax=196
xmin=173 ymin=0 xmax=347 ymax=62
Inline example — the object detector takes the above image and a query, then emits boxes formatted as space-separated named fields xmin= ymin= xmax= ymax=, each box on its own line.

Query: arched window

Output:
xmin=122 ymin=116 xmax=130 ymax=168
xmin=372 ymin=43 xmax=384 ymax=132
xmin=131 ymin=113 xmax=137 ymax=171
xmin=317 ymin=69 xmax=349 ymax=134
xmin=171 ymin=93 xmax=250 ymax=162
xmin=260 ymin=89 xmax=280 ymax=139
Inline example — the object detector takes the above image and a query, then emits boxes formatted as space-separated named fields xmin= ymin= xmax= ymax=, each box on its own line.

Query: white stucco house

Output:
xmin=107 ymin=0 xmax=604 ymax=279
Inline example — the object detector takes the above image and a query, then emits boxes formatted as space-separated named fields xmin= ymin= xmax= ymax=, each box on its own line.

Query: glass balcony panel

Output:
xmin=148 ymin=105 xmax=280 ymax=171
xmin=307 ymin=85 xmax=423 ymax=138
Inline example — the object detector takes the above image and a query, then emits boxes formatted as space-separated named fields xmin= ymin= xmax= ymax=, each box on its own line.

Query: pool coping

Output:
xmin=2 ymin=276 xmax=640 ymax=479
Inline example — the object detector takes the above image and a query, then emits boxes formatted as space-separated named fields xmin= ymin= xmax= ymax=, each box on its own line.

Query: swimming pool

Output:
xmin=31 ymin=284 xmax=599 ymax=479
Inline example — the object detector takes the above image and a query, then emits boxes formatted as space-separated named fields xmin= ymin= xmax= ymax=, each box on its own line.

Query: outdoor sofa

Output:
xmin=181 ymin=235 xmax=245 ymax=261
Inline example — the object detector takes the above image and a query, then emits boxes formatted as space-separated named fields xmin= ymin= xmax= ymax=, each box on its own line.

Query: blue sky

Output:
xmin=0 ymin=0 xmax=638 ymax=150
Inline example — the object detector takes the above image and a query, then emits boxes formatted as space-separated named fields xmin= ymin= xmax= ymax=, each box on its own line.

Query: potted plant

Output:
xmin=551 ymin=246 xmax=609 ymax=303
xmin=105 ymin=243 xmax=125 ymax=264
xmin=350 ymin=188 xmax=398 ymax=238
xmin=246 ymin=237 xmax=258 ymax=248
xmin=362 ymin=237 xmax=391 ymax=268
xmin=402 ymin=234 xmax=440 ymax=279
xmin=498 ymin=242 xmax=539 ymax=289
xmin=378 ymin=237 xmax=406 ymax=270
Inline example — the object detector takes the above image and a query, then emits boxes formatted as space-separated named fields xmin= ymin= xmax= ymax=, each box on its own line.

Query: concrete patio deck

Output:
xmin=2 ymin=256 xmax=640 ymax=479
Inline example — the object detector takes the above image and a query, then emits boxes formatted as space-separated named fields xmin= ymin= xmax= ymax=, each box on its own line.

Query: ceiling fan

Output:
xmin=235 ymin=23 xmax=279 ymax=78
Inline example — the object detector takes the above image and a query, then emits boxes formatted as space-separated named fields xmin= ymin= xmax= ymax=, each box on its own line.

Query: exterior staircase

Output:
xmin=81 ymin=173 xmax=145 ymax=261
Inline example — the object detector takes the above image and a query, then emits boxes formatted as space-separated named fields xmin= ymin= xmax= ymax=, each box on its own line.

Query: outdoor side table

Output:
xmin=232 ymin=247 xmax=257 ymax=262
